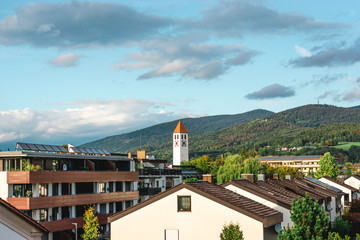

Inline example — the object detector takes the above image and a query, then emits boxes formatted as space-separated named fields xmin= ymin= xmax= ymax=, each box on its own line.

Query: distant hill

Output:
xmin=81 ymin=109 xmax=274 ymax=152
xmin=352 ymin=105 xmax=360 ymax=109
xmin=269 ymin=104 xmax=360 ymax=127
xmin=128 ymin=105 xmax=360 ymax=160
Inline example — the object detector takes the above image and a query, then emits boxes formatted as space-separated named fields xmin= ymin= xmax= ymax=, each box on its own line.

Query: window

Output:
xmin=39 ymin=184 xmax=48 ymax=197
xmin=52 ymin=183 xmax=59 ymax=196
xmin=178 ymin=196 xmax=191 ymax=212
xmin=99 ymin=182 xmax=106 ymax=193
xmin=165 ymin=229 xmax=179 ymax=240
xmin=39 ymin=208 xmax=48 ymax=222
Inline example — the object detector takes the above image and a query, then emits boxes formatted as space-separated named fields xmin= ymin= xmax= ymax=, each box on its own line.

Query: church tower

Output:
xmin=173 ymin=121 xmax=188 ymax=166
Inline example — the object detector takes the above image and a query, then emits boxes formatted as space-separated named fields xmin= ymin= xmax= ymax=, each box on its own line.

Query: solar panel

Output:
xmin=103 ymin=149 xmax=110 ymax=155
xmin=58 ymin=146 xmax=68 ymax=152
xmin=71 ymin=147 xmax=81 ymax=153
xmin=44 ymin=145 xmax=53 ymax=151
xmin=51 ymin=145 xmax=61 ymax=152
xmin=17 ymin=143 xmax=31 ymax=150
xmin=90 ymin=148 xmax=100 ymax=154
xmin=305 ymin=177 xmax=342 ymax=193
xmin=97 ymin=149 xmax=105 ymax=154
xmin=27 ymin=144 xmax=39 ymax=151
xmin=85 ymin=148 xmax=93 ymax=154
xmin=36 ymin=145 xmax=47 ymax=151
xmin=77 ymin=147 xmax=86 ymax=154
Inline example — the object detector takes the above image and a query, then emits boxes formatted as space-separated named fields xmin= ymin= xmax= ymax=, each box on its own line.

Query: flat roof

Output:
xmin=0 ymin=151 xmax=131 ymax=162
xmin=259 ymin=155 xmax=322 ymax=161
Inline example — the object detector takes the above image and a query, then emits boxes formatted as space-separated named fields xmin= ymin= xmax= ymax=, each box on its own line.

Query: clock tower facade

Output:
xmin=173 ymin=121 xmax=188 ymax=166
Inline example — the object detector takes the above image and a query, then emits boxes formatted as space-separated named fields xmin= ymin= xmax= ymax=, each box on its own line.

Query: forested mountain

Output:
xmin=83 ymin=104 xmax=360 ymax=160
xmin=269 ymin=104 xmax=360 ymax=127
xmin=81 ymin=109 xmax=273 ymax=152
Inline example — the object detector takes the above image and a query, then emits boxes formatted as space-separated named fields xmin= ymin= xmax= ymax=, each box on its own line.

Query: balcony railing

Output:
xmin=7 ymin=191 xmax=139 ymax=210
xmin=138 ymin=187 xmax=162 ymax=196
xmin=138 ymin=168 xmax=182 ymax=176
xmin=7 ymin=171 xmax=139 ymax=184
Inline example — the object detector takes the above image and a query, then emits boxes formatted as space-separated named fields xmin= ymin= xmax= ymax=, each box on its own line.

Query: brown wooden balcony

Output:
xmin=7 ymin=171 xmax=138 ymax=184
xmin=7 ymin=191 xmax=139 ymax=210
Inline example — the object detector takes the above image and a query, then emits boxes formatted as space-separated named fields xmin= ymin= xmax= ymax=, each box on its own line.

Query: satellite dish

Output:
xmin=338 ymin=203 xmax=342 ymax=208
xmin=326 ymin=203 xmax=332 ymax=211
xmin=275 ymin=224 xmax=282 ymax=233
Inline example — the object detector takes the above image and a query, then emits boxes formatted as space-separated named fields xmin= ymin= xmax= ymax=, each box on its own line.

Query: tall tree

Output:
xmin=216 ymin=155 xmax=243 ymax=184
xmin=315 ymin=152 xmax=340 ymax=179
xmin=81 ymin=205 xmax=100 ymax=240
xmin=278 ymin=193 xmax=329 ymax=240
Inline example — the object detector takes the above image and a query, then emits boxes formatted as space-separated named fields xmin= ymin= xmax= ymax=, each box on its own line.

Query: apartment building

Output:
xmin=0 ymin=142 xmax=139 ymax=240
xmin=259 ymin=155 xmax=324 ymax=174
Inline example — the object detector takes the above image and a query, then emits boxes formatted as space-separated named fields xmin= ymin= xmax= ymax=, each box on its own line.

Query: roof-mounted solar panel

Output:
xmin=27 ymin=144 xmax=39 ymax=151
xmin=84 ymin=148 xmax=93 ymax=154
xmin=71 ymin=147 xmax=81 ymax=153
xmin=77 ymin=147 xmax=87 ymax=154
xmin=36 ymin=145 xmax=46 ymax=151
xmin=90 ymin=148 xmax=100 ymax=154
xmin=103 ymin=149 xmax=110 ymax=155
xmin=44 ymin=145 xmax=53 ymax=151
xmin=58 ymin=146 xmax=68 ymax=152
xmin=51 ymin=145 xmax=61 ymax=152
xmin=97 ymin=149 xmax=105 ymax=154
xmin=17 ymin=143 xmax=31 ymax=151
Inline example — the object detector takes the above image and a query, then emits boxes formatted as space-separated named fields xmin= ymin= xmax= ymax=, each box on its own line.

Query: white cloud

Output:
xmin=295 ymin=45 xmax=312 ymax=57
xmin=0 ymin=99 xmax=195 ymax=144
xmin=49 ymin=53 xmax=84 ymax=67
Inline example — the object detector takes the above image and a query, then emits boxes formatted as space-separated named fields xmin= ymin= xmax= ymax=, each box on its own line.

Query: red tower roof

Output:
xmin=173 ymin=121 xmax=188 ymax=133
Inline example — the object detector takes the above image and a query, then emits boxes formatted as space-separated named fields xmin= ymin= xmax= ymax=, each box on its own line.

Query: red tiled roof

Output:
xmin=173 ymin=121 xmax=188 ymax=133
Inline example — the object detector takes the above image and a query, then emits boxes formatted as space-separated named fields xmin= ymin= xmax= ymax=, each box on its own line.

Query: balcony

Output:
xmin=7 ymin=171 xmax=139 ymax=184
xmin=138 ymin=169 xmax=181 ymax=176
xmin=139 ymin=187 xmax=162 ymax=196
xmin=7 ymin=191 xmax=139 ymax=210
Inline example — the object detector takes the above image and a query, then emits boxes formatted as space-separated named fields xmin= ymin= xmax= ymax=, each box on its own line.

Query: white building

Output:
xmin=173 ymin=121 xmax=189 ymax=166
xmin=109 ymin=181 xmax=283 ymax=240
xmin=0 ymin=198 xmax=48 ymax=240
xmin=344 ymin=175 xmax=360 ymax=190
xmin=222 ymin=179 xmax=299 ymax=230
xmin=319 ymin=176 xmax=360 ymax=206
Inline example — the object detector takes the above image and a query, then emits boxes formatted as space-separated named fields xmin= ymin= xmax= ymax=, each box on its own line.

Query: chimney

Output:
xmin=128 ymin=152 xmax=132 ymax=159
xmin=285 ymin=175 xmax=292 ymax=180
xmin=241 ymin=174 xmax=255 ymax=183
xmin=337 ymin=176 xmax=345 ymax=183
xmin=137 ymin=150 xmax=146 ymax=160
xmin=273 ymin=172 xmax=279 ymax=180
xmin=258 ymin=174 xmax=266 ymax=181
xmin=202 ymin=174 xmax=214 ymax=184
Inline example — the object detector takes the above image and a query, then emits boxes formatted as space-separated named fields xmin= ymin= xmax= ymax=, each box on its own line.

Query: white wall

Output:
xmin=319 ymin=178 xmax=353 ymax=203
xmin=0 ymin=172 xmax=8 ymax=199
xmin=345 ymin=177 xmax=360 ymax=191
xmin=111 ymin=188 xmax=265 ymax=240
xmin=0 ymin=223 xmax=26 ymax=240
xmin=225 ymin=184 xmax=292 ymax=229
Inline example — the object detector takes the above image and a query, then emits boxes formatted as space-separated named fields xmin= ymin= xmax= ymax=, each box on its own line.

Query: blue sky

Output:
xmin=1 ymin=0 xmax=360 ymax=150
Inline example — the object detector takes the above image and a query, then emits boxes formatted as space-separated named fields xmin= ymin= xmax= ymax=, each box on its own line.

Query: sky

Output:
xmin=1 ymin=0 xmax=360 ymax=150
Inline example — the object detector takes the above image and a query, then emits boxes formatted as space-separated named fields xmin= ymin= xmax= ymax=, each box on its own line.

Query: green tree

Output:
xmin=216 ymin=155 xmax=243 ymax=184
xmin=278 ymin=193 xmax=329 ymax=240
xmin=277 ymin=166 xmax=299 ymax=180
xmin=81 ymin=205 xmax=100 ymax=240
xmin=315 ymin=152 xmax=340 ymax=179
xmin=195 ymin=155 xmax=213 ymax=173
xmin=243 ymin=157 xmax=260 ymax=176
xmin=329 ymin=217 xmax=350 ymax=238
xmin=220 ymin=222 xmax=244 ymax=240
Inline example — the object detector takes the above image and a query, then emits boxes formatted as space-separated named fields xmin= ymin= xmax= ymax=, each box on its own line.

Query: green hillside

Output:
xmin=269 ymin=104 xmax=360 ymax=127
xmin=81 ymin=109 xmax=273 ymax=152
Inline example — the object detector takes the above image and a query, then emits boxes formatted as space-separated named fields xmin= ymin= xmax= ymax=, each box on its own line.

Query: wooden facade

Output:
xmin=7 ymin=171 xmax=139 ymax=184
